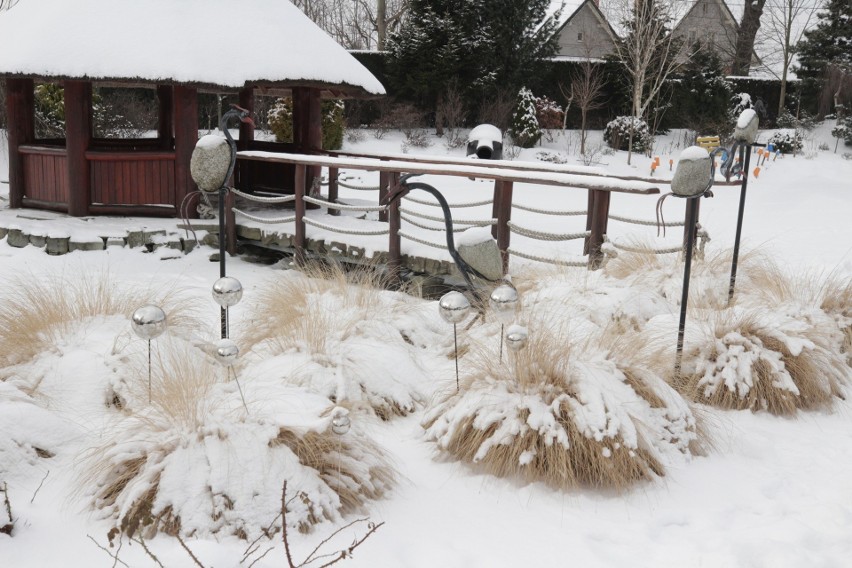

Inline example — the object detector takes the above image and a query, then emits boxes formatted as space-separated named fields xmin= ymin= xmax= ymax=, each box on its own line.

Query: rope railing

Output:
xmin=608 ymin=240 xmax=684 ymax=255
xmin=400 ymin=213 xmax=478 ymax=233
xmin=507 ymin=221 xmax=589 ymax=242
xmin=399 ymin=207 xmax=496 ymax=227
xmin=303 ymin=217 xmax=389 ymax=236
xmin=231 ymin=188 xmax=296 ymax=204
xmin=232 ymin=208 xmax=296 ymax=224
xmin=508 ymin=248 xmax=588 ymax=267
xmin=402 ymin=194 xmax=493 ymax=208
xmin=337 ymin=180 xmax=381 ymax=191
xmin=398 ymin=230 xmax=448 ymax=250
xmin=303 ymin=195 xmax=387 ymax=213
xmin=512 ymin=202 xmax=587 ymax=216
xmin=609 ymin=213 xmax=684 ymax=227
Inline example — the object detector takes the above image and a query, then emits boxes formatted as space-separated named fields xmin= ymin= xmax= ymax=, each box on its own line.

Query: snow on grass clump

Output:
xmin=241 ymin=262 xmax=431 ymax=420
xmin=422 ymin=316 xmax=698 ymax=490
xmin=82 ymin=343 xmax=395 ymax=540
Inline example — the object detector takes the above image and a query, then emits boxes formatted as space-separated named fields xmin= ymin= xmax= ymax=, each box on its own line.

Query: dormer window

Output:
xmin=577 ymin=32 xmax=584 ymax=41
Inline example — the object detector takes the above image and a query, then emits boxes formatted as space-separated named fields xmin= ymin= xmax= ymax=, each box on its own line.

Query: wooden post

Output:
xmin=587 ymin=189 xmax=611 ymax=269
xmin=237 ymin=87 xmax=255 ymax=151
xmin=292 ymin=87 xmax=322 ymax=198
xmin=156 ymin=85 xmax=173 ymax=150
xmin=388 ymin=192 xmax=402 ymax=287
xmin=64 ymin=80 xmax=92 ymax=217
xmin=493 ymin=180 xmax=513 ymax=274
xmin=378 ymin=171 xmax=390 ymax=222
xmin=173 ymin=86 xmax=198 ymax=218
xmin=583 ymin=189 xmax=593 ymax=255
xmin=5 ymin=78 xmax=35 ymax=209
xmin=328 ymin=166 xmax=339 ymax=216
xmin=490 ymin=180 xmax=502 ymax=241
xmin=294 ymin=164 xmax=306 ymax=265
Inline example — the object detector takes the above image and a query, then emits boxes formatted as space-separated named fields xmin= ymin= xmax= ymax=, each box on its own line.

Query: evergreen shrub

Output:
xmin=510 ymin=87 xmax=542 ymax=148
xmin=268 ymin=98 xmax=346 ymax=150
xmin=603 ymin=116 xmax=652 ymax=152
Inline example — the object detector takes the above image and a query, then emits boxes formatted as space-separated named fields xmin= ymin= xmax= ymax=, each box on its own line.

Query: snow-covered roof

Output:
xmin=0 ymin=0 xmax=385 ymax=96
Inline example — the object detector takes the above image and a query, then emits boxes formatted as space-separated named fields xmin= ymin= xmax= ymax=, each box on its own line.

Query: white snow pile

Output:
xmin=423 ymin=310 xmax=698 ymax=489
xmin=240 ymin=268 xmax=438 ymax=420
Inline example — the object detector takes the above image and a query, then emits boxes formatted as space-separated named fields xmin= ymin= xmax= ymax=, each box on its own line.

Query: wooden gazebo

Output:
xmin=0 ymin=0 xmax=384 ymax=217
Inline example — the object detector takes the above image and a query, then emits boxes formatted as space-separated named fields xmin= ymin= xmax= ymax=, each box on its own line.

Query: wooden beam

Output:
xmin=388 ymin=189 xmax=401 ymax=287
xmin=493 ymin=180 xmax=513 ymax=274
xmin=238 ymin=87 xmax=255 ymax=152
xmin=294 ymin=164 xmax=306 ymax=265
xmin=587 ymin=189 xmax=611 ymax=269
xmin=292 ymin=87 xmax=323 ymax=198
xmin=327 ymin=166 xmax=339 ymax=216
xmin=157 ymin=85 xmax=173 ymax=150
xmin=64 ymin=80 xmax=92 ymax=217
xmin=173 ymin=86 xmax=198 ymax=217
xmin=5 ymin=78 xmax=35 ymax=209
xmin=378 ymin=171 xmax=390 ymax=222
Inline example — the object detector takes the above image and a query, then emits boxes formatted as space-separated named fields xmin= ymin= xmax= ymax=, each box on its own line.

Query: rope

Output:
xmin=303 ymin=217 xmax=389 ymax=236
xmin=337 ymin=180 xmax=381 ymax=191
xmin=231 ymin=188 xmax=296 ymax=204
xmin=303 ymin=196 xmax=387 ymax=212
xmin=403 ymin=194 xmax=493 ymax=208
xmin=400 ymin=213 xmax=477 ymax=233
xmin=512 ymin=202 xmax=587 ymax=216
xmin=232 ymin=208 xmax=296 ymax=224
xmin=609 ymin=214 xmax=685 ymax=227
xmin=399 ymin=207 xmax=496 ymax=227
xmin=608 ymin=239 xmax=683 ymax=255
xmin=508 ymin=248 xmax=588 ymax=267
xmin=398 ymin=230 xmax=448 ymax=250
xmin=507 ymin=221 xmax=589 ymax=241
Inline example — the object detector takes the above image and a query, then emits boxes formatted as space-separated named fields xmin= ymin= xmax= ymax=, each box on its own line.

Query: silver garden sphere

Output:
xmin=131 ymin=305 xmax=167 ymax=340
xmin=212 ymin=277 xmax=244 ymax=308
xmin=438 ymin=291 xmax=471 ymax=324
xmin=331 ymin=407 xmax=351 ymax=435
xmin=505 ymin=325 xmax=529 ymax=352
xmin=489 ymin=284 xmax=519 ymax=325
xmin=214 ymin=338 xmax=239 ymax=366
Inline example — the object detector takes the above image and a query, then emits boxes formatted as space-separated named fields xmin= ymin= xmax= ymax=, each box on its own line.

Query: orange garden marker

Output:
xmin=669 ymin=158 xmax=674 ymax=171
xmin=753 ymin=167 xmax=760 ymax=178
xmin=650 ymin=163 xmax=657 ymax=175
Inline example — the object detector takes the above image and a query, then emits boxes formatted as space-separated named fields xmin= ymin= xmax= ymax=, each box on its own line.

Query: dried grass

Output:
xmin=0 ymin=271 xmax=198 ymax=371
xmin=423 ymin=318 xmax=697 ymax=490
xmin=85 ymin=343 xmax=395 ymax=539
xmin=675 ymin=309 xmax=846 ymax=414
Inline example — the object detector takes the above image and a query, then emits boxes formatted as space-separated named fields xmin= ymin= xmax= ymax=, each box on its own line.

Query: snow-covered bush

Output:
xmin=423 ymin=316 xmax=698 ymax=489
xmin=241 ymin=263 xmax=431 ymax=420
xmin=84 ymin=343 xmax=395 ymax=539
xmin=776 ymin=109 xmax=820 ymax=131
xmin=731 ymin=92 xmax=752 ymax=117
xmin=767 ymin=129 xmax=803 ymax=153
xmin=510 ymin=87 xmax=542 ymax=148
xmin=533 ymin=95 xmax=564 ymax=131
xmin=603 ymin=116 xmax=653 ymax=152
xmin=268 ymin=98 xmax=346 ymax=150
xmin=832 ymin=115 xmax=852 ymax=146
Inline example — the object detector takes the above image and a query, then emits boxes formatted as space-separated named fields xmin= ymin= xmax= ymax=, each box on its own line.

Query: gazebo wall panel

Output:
xmin=89 ymin=156 xmax=176 ymax=206
xmin=22 ymin=152 xmax=68 ymax=204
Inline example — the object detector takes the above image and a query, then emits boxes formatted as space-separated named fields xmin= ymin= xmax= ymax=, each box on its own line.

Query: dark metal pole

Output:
xmin=728 ymin=144 xmax=753 ymax=302
xmin=219 ymin=185 xmax=227 ymax=339
xmin=675 ymin=197 xmax=701 ymax=374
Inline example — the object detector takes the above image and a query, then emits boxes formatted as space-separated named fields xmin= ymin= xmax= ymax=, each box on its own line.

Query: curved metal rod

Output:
xmin=219 ymin=105 xmax=253 ymax=189
xmin=387 ymin=174 xmax=498 ymax=290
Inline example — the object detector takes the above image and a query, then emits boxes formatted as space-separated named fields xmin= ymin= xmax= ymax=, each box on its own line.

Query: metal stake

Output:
xmin=453 ymin=323 xmax=460 ymax=392
xmin=219 ymin=185 xmax=228 ymax=339
xmin=499 ymin=324 xmax=504 ymax=363
xmin=229 ymin=366 xmax=249 ymax=413
xmin=675 ymin=197 xmax=701 ymax=374
xmin=728 ymin=144 xmax=753 ymax=303
xmin=147 ymin=339 xmax=152 ymax=404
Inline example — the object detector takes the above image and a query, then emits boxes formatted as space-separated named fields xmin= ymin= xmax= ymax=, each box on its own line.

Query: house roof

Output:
xmin=0 ymin=0 xmax=386 ymax=96
xmin=549 ymin=0 xmax=620 ymax=42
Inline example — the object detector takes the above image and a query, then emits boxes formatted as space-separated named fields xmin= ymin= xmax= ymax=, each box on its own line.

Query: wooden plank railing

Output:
xmin=236 ymin=150 xmax=663 ymax=275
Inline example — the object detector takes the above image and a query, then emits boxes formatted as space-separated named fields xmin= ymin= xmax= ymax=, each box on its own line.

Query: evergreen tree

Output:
xmin=670 ymin=51 xmax=732 ymax=133
xmin=794 ymin=0 xmax=852 ymax=115
xmin=510 ymin=87 xmax=542 ymax=148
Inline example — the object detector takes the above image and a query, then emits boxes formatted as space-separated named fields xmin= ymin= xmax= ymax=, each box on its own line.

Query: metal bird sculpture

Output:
xmin=381 ymin=174 xmax=500 ymax=292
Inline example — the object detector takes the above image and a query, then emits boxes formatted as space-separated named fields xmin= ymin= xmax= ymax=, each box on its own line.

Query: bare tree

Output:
xmin=0 ymin=0 xmax=20 ymax=10
xmin=611 ymin=0 xmax=689 ymax=163
xmin=293 ymin=0 xmax=408 ymax=50
xmin=760 ymin=0 xmax=821 ymax=115
xmin=732 ymin=0 xmax=768 ymax=76
xmin=561 ymin=53 xmax=605 ymax=156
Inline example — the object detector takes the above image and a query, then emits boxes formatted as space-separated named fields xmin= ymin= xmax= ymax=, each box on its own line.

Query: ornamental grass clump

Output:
xmin=241 ymin=261 xmax=427 ymax=419
xmin=0 ymin=272 xmax=197 ymax=373
xmin=422 ymin=317 xmax=698 ymax=490
xmin=83 ymin=343 xmax=395 ymax=540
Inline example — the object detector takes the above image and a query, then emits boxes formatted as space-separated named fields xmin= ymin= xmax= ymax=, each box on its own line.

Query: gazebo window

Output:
xmin=92 ymin=86 xmax=159 ymax=140
xmin=34 ymin=82 xmax=66 ymax=140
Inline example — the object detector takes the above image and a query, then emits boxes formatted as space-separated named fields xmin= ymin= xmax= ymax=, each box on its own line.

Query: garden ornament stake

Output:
xmin=131 ymin=305 xmax=167 ymax=403
xmin=725 ymin=109 xmax=760 ymax=303
xmin=190 ymin=105 xmax=254 ymax=338
xmin=661 ymin=146 xmax=719 ymax=374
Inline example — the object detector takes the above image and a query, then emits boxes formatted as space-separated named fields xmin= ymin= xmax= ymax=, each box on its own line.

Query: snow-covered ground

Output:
xmin=1 ymin=124 xmax=851 ymax=568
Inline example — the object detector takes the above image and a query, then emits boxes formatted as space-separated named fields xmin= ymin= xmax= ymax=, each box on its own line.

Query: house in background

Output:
xmin=551 ymin=0 xmax=619 ymax=61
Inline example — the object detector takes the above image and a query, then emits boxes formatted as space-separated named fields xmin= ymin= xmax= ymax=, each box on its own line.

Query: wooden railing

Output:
xmin=236 ymin=150 xmax=666 ymax=275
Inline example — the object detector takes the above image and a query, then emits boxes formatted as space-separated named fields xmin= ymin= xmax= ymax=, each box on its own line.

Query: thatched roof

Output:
xmin=0 ymin=0 xmax=385 ymax=97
